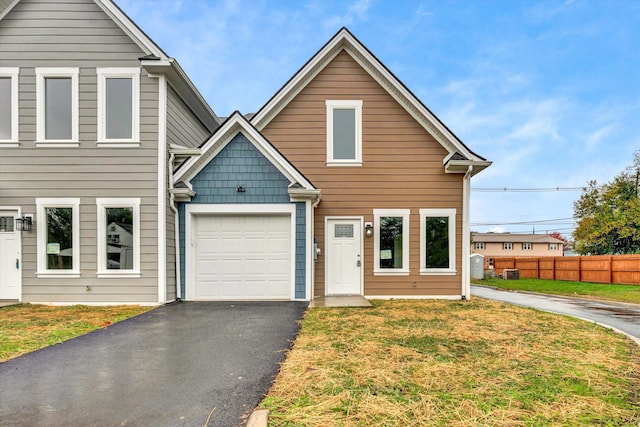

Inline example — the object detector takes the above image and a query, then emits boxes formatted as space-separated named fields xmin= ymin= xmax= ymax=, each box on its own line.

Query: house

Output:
xmin=0 ymin=0 xmax=219 ymax=304
xmin=176 ymin=28 xmax=490 ymax=301
xmin=471 ymin=232 xmax=564 ymax=267
xmin=0 ymin=0 xmax=490 ymax=304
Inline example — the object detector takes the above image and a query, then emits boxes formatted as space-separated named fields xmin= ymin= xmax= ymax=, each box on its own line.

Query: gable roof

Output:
xmin=251 ymin=27 xmax=490 ymax=176
xmin=472 ymin=233 xmax=564 ymax=244
xmin=174 ymin=112 xmax=317 ymax=193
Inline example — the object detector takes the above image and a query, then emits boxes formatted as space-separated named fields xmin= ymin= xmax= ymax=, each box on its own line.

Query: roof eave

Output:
xmin=445 ymin=160 xmax=492 ymax=176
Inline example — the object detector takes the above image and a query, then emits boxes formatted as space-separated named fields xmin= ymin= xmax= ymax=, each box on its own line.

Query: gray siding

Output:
xmin=0 ymin=0 xmax=15 ymax=16
xmin=0 ymin=0 xmax=160 ymax=303
xmin=167 ymin=84 xmax=210 ymax=148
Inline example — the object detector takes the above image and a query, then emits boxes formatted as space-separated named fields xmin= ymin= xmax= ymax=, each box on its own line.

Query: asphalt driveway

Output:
xmin=0 ymin=301 xmax=307 ymax=427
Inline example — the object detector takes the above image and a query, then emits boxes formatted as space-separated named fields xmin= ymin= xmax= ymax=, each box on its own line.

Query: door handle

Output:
xmin=356 ymin=259 xmax=361 ymax=267
xmin=16 ymin=258 xmax=19 ymax=269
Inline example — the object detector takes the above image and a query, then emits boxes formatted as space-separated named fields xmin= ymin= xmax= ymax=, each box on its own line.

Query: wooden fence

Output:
xmin=492 ymin=255 xmax=640 ymax=285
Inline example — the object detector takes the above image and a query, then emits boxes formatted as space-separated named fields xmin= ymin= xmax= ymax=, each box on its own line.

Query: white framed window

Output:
xmin=0 ymin=67 xmax=19 ymax=146
xmin=36 ymin=198 xmax=80 ymax=277
xmin=420 ymin=209 xmax=456 ymax=275
xmin=523 ymin=242 xmax=532 ymax=250
xmin=474 ymin=242 xmax=485 ymax=250
xmin=504 ymin=242 xmax=513 ymax=250
xmin=97 ymin=68 xmax=140 ymax=146
xmin=326 ymin=100 xmax=362 ymax=166
xmin=35 ymin=68 xmax=79 ymax=146
xmin=549 ymin=243 xmax=559 ymax=251
xmin=374 ymin=209 xmax=410 ymax=275
xmin=96 ymin=198 xmax=140 ymax=277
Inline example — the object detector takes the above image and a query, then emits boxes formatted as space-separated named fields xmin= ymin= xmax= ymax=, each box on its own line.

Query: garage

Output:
xmin=190 ymin=213 xmax=292 ymax=300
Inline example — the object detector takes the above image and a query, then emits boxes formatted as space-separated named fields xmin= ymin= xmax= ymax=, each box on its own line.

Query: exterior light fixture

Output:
xmin=364 ymin=222 xmax=373 ymax=237
xmin=15 ymin=215 xmax=33 ymax=232
xmin=236 ymin=186 xmax=245 ymax=193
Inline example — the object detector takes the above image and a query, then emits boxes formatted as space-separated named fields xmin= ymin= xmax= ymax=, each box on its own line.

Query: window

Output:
xmin=0 ymin=68 xmax=19 ymax=145
xmin=549 ymin=243 xmax=559 ymax=251
xmin=36 ymin=198 xmax=80 ymax=277
xmin=97 ymin=198 xmax=140 ymax=277
xmin=523 ymin=242 xmax=532 ymax=250
xmin=503 ymin=242 xmax=513 ymax=250
xmin=36 ymin=68 xmax=79 ymax=146
xmin=474 ymin=242 xmax=485 ymax=250
xmin=374 ymin=209 xmax=409 ymax=275
xmin=326 ymin=100 xmax=362 ymax=165
xmin=97 ymin=68 xmax=140 ymax=145
xmin=420 ymin=209 xmax=456 ymax=274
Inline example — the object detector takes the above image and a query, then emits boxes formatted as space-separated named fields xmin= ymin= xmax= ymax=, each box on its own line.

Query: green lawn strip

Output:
xmin=0 ymin=304 xmax=153 ymax=362
xmin=261 ymin=299 xmax=640 ymax=426
xmin=474 ymin=277 xmax=640 ymax=304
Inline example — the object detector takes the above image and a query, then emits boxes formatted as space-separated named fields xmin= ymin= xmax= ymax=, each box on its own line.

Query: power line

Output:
xmin=472 ymin=187 xmax=582 ymax=192
xmin=470 ymin=217 xmax=575 ymax=226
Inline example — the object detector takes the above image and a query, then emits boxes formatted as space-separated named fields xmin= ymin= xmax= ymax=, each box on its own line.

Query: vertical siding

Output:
xmin=0 ymin=0 xmax=161 ymax=303
xmin=262 ymin=50 xmax=464 ymax=297
xmin=166 ymin=84 xmax=210 ymax=148
xmin=177 ymin=133 xmax=307 ymax=299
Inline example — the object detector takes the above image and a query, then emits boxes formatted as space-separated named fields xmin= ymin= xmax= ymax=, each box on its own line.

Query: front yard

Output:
xmin=261 ymin=299 xmax=640 ymax=426
xmin=0 ymin=304 xmax=152 ymax=362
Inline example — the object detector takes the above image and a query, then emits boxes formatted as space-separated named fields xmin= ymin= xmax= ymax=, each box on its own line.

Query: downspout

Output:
xmin=461 ymin=165 xmax=473 ymax=300
xmin=168 ymin=151 xmax=181 ymax=300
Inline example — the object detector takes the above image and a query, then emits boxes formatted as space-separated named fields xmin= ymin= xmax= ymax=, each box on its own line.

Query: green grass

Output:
xmin=261 ymin=299 xmax=640 ymax=426
xmin=0 ymin=304 xmax=153 ymax=362
xmin=474 ymin=277 xmax=640 ymax=304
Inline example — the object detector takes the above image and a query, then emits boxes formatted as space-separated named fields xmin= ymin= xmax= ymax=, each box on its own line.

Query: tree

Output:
xmin=573 ymin=150 xmax=640 ymax=255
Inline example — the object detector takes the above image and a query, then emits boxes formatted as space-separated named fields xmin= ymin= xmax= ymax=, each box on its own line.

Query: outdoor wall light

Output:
xmin=236 ymin=186 xmax=245 ymax=193
xmin=364 ymin=222 xmax=373 ymax=237
xmin=15 ymin=215 xmax=33 ymax=232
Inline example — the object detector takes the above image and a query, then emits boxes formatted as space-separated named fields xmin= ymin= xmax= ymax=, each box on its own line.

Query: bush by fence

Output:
xmin=492 ymin=255 xmax=640 ymax=285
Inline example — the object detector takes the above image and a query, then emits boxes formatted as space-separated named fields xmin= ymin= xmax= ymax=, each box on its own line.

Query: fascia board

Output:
xmin=94 ymin=0 xmax=168 ymax=60
xmin=0 ymin=0 xmax=19 ymax=21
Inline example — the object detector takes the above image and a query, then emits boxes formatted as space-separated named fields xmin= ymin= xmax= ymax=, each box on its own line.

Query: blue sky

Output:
xmin=117 ymin=0 xmax=639 ymax=239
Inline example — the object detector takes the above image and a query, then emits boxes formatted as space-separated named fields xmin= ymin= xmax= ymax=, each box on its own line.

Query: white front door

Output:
xmin=0 ymin=210 xmax=21 ymax=300
xmin=326 ymin=218 xmax=362 ymax=295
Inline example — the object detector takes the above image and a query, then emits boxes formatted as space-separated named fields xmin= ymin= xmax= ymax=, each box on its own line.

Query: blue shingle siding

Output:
xmin=178 ymin=132 xmax=307 ymax=299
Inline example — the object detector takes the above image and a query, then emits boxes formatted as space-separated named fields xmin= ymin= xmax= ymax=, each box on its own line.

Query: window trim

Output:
xmin=0 ymin=67 xmax=19 ymax=146
xmin=420 ymin=208 xmax=456 ymax=275
xmin=96 ymin=68 xmax=140 ymax=147
xmin=474 ymin=242 xmax=485 ymax=250
xmin=373 ymin=209 xmax=410 ymax=276
xmin=504 ymin=242 xmax=513 ymax=250
xmin=326 ymin=100 xmax=362 ymax=166
xmin=36 ymin=198 xmax=80 ymax=278
xmin=96 ymin=198 xmax=141 ymax=278
xmin=522 ymin=242 xmax=532 ymax=251
xmin=549 ymin=243 xmax=559 ymax=251
xmin=35 ymin=67 xmax=79 ymax=147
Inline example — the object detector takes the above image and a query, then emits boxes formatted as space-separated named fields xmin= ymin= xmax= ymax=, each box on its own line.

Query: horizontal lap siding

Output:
xmin=167 ymin=85 xmax=210 ymax=148
xmin=262 ymin=51 xmax=463 ymax=297
xmin=0 ymin=0 xmax=160 ymax=303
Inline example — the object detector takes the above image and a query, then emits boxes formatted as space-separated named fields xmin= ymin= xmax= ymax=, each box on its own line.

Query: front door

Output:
xmin=326 ymin=218 xmax=362 ymax=295
xmin=0 ymin=210 xmax=21 ymax=300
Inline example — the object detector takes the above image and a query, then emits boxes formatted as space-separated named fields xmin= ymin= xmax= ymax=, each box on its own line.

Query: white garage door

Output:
xmin=192 ymin=214 xmax=292 ymax=300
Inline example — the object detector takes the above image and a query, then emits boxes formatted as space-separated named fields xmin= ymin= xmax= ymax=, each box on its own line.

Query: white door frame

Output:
xmin=324 ymin=216 xmax=363 ymax=296
xmin=0 ymin=206 xmax=22 ymax=301
xmin=185 ymin=204 xmax=297 ymax=301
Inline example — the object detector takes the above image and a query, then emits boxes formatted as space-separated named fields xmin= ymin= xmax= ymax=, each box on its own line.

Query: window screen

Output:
xmin=45 ymin=77 xmax=72 ymax=140
xmin=0 ymin=78 xmax=11 ymax=140
xmin=105 ymin=78 xmax=133 ymax=139
xmin=332 ymin=108 xmax=356 ymax=160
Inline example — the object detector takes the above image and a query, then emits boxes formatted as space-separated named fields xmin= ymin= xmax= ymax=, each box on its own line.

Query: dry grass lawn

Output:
xmin=0 ymin=304 xmax=152 ymax=362
xmin=262 ymin=299 xmax=640 ymax=426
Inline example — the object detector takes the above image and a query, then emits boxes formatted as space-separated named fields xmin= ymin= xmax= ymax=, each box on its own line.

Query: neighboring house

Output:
xmin=471 ymin=233 xmax=564 ymax=267
xmin=0 ymin=0 xmax=490 ymax=304
xmin=0 ymin=0 xmax=219 ymax=304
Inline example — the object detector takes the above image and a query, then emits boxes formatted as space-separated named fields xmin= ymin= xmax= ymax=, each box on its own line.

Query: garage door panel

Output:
xmin=192 ymin=214 xmax=292 ymax=300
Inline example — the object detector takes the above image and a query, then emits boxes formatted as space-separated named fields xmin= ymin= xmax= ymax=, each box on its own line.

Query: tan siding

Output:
xmin=0 ymin=0 xmax=161 ymax=304
xmin=166 ymin=84 xmax=210 ymax=148
xmin=262 ymin=51 xmax=464 ymax=297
